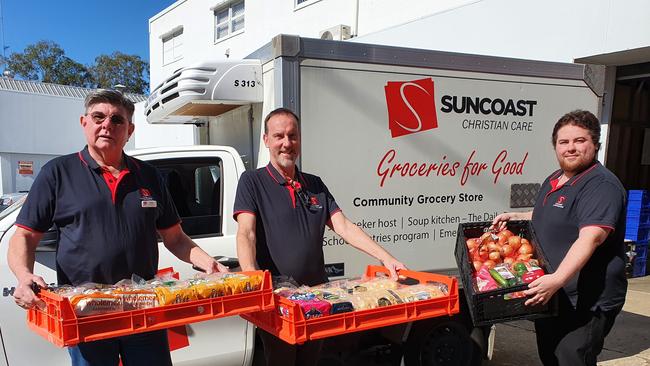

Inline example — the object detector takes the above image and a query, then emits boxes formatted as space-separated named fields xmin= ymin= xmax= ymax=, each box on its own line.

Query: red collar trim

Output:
xmin=570 ymin=162 xmax=598 ymax=186
xmin=78 ymin=151 xmax=88 ymax=166
xmin=265 ymin=165 xmax=281 ymax=184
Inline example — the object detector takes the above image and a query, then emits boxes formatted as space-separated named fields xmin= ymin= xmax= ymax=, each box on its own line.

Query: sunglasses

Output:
xmin=88 ymin=112 xmax=128 ymax=125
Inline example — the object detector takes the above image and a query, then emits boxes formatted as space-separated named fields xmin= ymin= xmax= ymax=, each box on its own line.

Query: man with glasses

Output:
xmin=8 ymin=89 xmax=226 ymax=365
xmin=234 ymin=107 xmax=406 ymax=366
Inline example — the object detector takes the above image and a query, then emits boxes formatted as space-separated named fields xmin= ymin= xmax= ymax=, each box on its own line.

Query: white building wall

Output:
xmin=0 ymin=90 xmax=87 ymax=194
xmin=354 ymin=0 xmax=650 ymax=65
xmin=148 ymin=0 xmax=477 ymax=86
xmin=0 ymin=90 xmax=87 ymax=155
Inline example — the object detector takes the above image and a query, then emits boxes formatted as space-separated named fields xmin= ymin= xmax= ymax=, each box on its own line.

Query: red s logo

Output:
xmin=385 ymin=78 xmax=438 ymax=138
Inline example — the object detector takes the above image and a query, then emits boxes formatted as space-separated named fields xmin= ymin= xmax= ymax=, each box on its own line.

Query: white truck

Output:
xmin=0 ymin=35 xmax=604 ymax=365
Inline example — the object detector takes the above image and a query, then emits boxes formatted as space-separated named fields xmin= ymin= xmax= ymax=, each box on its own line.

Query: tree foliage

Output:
xmin=2 ymin=41 xmax=149 ymax=94
xmin=91 ymin=52 xmax=149 ymax=94
xmin=4 ymin=41 xmax=93 ymax=87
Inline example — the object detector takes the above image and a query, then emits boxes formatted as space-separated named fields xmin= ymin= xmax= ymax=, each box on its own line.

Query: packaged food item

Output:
xmin=116 ymin=289 xmax=158 ymax=310
xmin=348 ymin=292 xmax=377 ymax=310
xmin=154 ymin=281 xmax=198 ymax=305
xmin=192 ymin=279 xmax=226 ymax=299
xmin=222 ymin=274 xmax=259 ymax=294
xmin=397 ymin=284 xmax=446 ymax=302
xmin=522 ymin=269 xmax=545 ymax=284
xmin=374 ymin=289 xmax=404 ymax=306
xmin=313 ymin=290 xmax=354 ymax=314
xmin=475 ymin=266 xmax=499 ymax=292
xmin=288 ymin=292 xmax=332 ymax=318
xmin=360 ymin=278 xmax=399 ymax=291
xmin=69 ymin=291 xmax=123 ymax=317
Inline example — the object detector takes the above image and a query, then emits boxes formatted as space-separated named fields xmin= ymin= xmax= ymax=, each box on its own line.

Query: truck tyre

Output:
xmin=403 ymin=320 xmax=481 ymax=366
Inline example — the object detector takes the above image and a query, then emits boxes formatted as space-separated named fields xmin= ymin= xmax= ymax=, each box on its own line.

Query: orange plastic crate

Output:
xmin=27 ymin=270 xmax=273 ymax=347
xmin=242 ymin=266 xmax=459 ymax=344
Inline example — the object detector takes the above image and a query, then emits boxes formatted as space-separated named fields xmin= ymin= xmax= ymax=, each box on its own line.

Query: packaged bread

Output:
xmin=69 ymin=291 xmax=123 ymax=317
xmin=116 ymin=288 xmax=158 ymax=310
xmin=154 ymin=281 xmax=198 ymax=306
xmin=360 ymin=278 xmax=399 ymax=291
xmin=222 ymin=274 xmax=255 ymax=295
xmin=287 ymin=292 xmax=332 ymax=319
xmin=191 ymin=279 xmax=226 ymax=299
xmin=396 ymin=283 xmax=447 ymax=302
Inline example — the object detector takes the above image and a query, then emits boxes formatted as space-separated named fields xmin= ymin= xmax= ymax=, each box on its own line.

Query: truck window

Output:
xmin=149 ymin=157 xmax=223 ymax=237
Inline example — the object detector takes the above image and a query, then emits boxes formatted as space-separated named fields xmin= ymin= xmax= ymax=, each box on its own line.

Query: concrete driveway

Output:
xmin=487 ymin=276 xmax=650 ymax=365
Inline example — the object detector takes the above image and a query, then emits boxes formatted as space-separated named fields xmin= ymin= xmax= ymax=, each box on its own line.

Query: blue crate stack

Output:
xmin=627 ymin=190 xmax=649 ymax=277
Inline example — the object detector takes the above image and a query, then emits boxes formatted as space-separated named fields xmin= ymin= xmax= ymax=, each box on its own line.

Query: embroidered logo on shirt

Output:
xmin=139 ymin=188 xmax=157 ymax=208
xmin=553 ymin=195 xmax=566 ymax=208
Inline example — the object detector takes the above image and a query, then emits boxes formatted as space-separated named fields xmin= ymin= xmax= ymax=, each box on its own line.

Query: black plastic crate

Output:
xmin=454 ymin=220 xmax=558 ymax=326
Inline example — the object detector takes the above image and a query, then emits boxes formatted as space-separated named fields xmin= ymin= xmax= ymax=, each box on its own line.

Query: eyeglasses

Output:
xmin=288 ymin=179 xmax=322 ymax=211
xmin=87 ymin=112 xmax=128 ymax=125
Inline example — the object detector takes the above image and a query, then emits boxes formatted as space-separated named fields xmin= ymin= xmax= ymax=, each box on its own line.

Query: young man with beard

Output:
xmin=234 ymin=107 xmax=406 ymax=366
xmin=491 ymin=110 xmax=627 ymax=366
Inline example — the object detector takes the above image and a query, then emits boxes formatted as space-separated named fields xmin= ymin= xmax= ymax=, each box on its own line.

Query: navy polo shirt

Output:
xmin=16 ymin=146 xmax=179 ymax=286
xmin=531 ymin=161 xmax=627 ymax=311
xmin=233 ymin=164 xmax=341 ymax=286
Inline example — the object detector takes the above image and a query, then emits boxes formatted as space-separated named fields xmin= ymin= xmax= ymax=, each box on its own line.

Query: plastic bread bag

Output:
xmin=358 ymin=277 xmax=399 ymax=291
xmin=371 ymin=289 xmax=404 ymax=307
xmin=154 ymin=280 xmax=198 ymax=305
xmin=69 ymin=289 xmax=123 ymax=317
xmin=396 ymin=283 xmax=447 ymax=303
xmin=116 ymin=288 xmax=158 ymax=310
xmin=222 ymin=273 xmax=257 ymax=295
xmin=314 ymin=277 xmax=365 ymax=293
xmin=272 ymin=275 xmax=300 ymax=290
xmin=191 ymin=277 xmax=227 ymax=299
xmin=347 ymin=289 xmax=402 ymax=310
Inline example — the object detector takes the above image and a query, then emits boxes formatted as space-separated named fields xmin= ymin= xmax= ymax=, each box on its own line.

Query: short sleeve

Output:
xmin=16 ymin=163 xmax=57 ymax=233
xmin=575 ymin=180 xmax=625 ymax=230
xmin=233 ymin=171 xmax=258 ymax=219
xmin=318 ymin=177 xmax=341 ymax=216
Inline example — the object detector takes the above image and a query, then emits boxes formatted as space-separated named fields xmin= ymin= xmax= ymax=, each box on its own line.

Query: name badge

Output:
xmin=142 ymin=200 xmax=157 ymax=208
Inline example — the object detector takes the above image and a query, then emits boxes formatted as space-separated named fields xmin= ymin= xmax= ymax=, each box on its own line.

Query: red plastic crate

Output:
xmin=27 ymin=270 xmax=273 ymax=347
xmin=242 ymin=266 xmax=459 ymax=345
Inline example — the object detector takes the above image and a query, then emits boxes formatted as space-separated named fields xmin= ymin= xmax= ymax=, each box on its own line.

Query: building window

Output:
xmin=214 ymin=1 xmax=245 ymax=41
xmin=162 ymin=27 xmax=183 ymax=65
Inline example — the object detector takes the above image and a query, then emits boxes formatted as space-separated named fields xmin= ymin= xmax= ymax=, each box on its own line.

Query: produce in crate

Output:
xmin=465 ymin=228 xmax=545 ymax=292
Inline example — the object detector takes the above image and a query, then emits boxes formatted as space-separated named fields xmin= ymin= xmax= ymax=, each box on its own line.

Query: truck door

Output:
xmin=0 ymin=204 xmax=68 ymax=366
